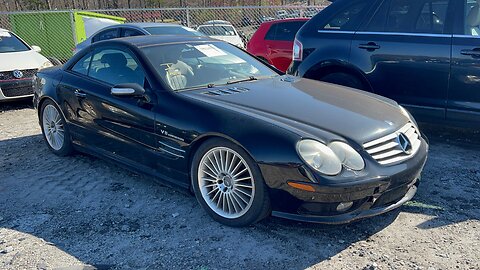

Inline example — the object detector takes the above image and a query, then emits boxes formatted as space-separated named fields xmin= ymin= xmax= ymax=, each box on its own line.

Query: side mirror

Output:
xmin=111 ymin=83 xmax=145 ymax=97
xmin=31 ymin=45 xmax=41 ymax=52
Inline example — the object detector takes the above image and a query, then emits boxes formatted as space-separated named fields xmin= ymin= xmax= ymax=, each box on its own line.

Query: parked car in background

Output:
xmin=247 ymin=18 xmax=308 ymax=72
xmin=197 ymin=20 xmax=245 ymax=48
xmin=289 ymin=0 xmax=480 ymax=127
xmin=34 ymin=35 xmax=428 ymax=227
xmin=0 ymin=28 xmax=52 ymax=101
xmin=74 ymin=23 xmax=203 ymax=54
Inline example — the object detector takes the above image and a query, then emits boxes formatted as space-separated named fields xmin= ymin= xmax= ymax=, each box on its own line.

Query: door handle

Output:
xmin=461 ymin=49 xmax=480 ymax=58
xmin=359 ymin=42 xmax=381 ymax=51
xmin=74 ymin=89 xmax=86 ymax=98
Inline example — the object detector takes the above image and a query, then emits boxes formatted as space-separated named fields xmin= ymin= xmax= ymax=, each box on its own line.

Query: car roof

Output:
xmin=122 ymin=22 xmax=184 ymax=28
xmin=0 ymin=28 xmax=9 ymax=32
xmin=97 ymin=35 xmax=217 ymax=49
xmin=261 ymin=18 xmax=309 ymax=25
xmin=201 ymin=20 xmax=232 ymax=25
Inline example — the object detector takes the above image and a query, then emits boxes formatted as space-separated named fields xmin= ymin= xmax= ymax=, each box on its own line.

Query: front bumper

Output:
xmin=0 ymin=79 xmax=34 ymax=101
xmin=261 ymin=137 xmax=428 ymax=224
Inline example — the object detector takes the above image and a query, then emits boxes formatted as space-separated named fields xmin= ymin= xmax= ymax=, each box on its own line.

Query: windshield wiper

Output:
xmin=226 ymin=76 xmax=257 ymax=85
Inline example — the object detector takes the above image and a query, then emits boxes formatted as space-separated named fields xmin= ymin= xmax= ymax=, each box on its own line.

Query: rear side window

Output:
xmin=265 ymin=21 xmax=306 ymax=41
xmin=321 ymin=1 xmax=371 ymax=31
xmin=92 ymin=29 xmax=120 ymax=43
xmin=365 ymin=0 xmax=450 ymax=34
xmin=70 ymin=53 xmax=92 ymax=75
xmin=122 ymin=28 xmax=143 ymax=37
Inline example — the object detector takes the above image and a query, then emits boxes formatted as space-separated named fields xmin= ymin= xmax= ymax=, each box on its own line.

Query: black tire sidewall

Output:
xmin=191 ymin=138 xmax=270 ymax=227
xmin=40 ymin=99 xmax=73 ymax=156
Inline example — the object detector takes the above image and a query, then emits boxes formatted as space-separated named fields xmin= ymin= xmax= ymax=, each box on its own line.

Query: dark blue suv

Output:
xmin=289 ymin=0 xmax=480 ymax=126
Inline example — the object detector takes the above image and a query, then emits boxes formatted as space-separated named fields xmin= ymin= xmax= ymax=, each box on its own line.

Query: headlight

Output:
xmin=297 ymin=140 xmax=342 ymax=176
xmin=329 ymin=142 xmax=365 ymax=171
xmin=297 ymin=139 xmax=365 ymax=176
xmin=39 ymin=60 xmax=53 ymax=70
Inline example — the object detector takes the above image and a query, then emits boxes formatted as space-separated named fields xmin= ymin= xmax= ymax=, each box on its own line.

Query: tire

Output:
xmin=321 ymin=72 xmax=365 ymax=90
xmin=191 ymin=138 xmax=271 ymax=227
xmin=40 ymin=99 xmax=73 ymax=156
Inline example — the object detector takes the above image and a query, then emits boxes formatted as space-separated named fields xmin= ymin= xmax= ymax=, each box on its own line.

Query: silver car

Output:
xmin=74 ymin=22 xmax=204 ymax=54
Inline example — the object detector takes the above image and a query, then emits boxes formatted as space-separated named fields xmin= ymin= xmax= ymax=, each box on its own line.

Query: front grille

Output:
xmin=1 ymin=85 xmax=34 ymax=97
xmin=0 ymin=69 xmax=37 ymax=81
xmin=363 ymin=122 xmax=421 ymax=165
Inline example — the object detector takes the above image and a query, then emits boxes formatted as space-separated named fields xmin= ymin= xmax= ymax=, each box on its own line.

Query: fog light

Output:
xmin=336 ymin=201 xmax=354 ymax=212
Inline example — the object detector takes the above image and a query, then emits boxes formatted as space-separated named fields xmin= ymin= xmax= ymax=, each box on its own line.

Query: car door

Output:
xmin=448 ymin=0 xmax=480 ymax=125
xmin=264 ymin=21 xmax=307 ymax=72
xmin=351 ymin=0 xmax=454 ymax=121
xmin=59 ymin=46 xmax=159 ymax=172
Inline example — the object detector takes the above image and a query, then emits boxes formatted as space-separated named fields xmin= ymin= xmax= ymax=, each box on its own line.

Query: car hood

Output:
xmin=0 ymin=50 xmax=49 ymax=72
xmin=181 ymin=77 xmax=410 ymax=144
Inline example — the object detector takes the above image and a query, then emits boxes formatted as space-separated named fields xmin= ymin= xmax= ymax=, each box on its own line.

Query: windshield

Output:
xmin=142 ymin=41 xmax=278 ymax=91
xmin=144 ymin=26 xmax=204 ymax=36
xmin=198 ymin=25 xmax=236 ymax=36
xmin=0 ymin=31 xmax=30 ymax=53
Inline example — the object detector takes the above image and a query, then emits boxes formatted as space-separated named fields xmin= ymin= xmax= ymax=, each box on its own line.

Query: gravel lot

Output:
xmin=0 ymin=100 xmax=479 ymax=270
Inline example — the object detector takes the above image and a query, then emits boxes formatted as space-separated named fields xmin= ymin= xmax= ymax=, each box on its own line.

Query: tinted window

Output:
xmin=265 ymin=24 xmax=278 ymax=40
xmin=265 ymin=21 xmax=306 ymax=41
xmin=465 ymin=0 xmax=480 ymax=35
xmin=92 ymin=29 xmax=120 ymax=43
xmin=0 ymin=31 xmax=30 ymax=53
xmin=198 ymin=25 xmax=236 ymax=36
xmin=123 ymin=28 xmax=143 ymax=37
xmin=88 ymin=48 xmax=145 ymax=86
xmin=415 ymin=1 xmax=448 ymax=33
xmin=322 ymin=1 xmax=370 ymax=31
xmin=367 ymin=0 xmax=449 ymax=33
xmin=70 ymin=53 xmax=92 ymax=75
xmin=145 ymin=26 xmax=204 ymax=36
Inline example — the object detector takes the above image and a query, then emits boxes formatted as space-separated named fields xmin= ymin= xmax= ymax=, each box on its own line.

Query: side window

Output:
xmin=88 ymin=48 xmax=145 ymax=86
xmin=366 ymin=0 xmax=450 ymax=34
xmin=465 ymin=0 xmax=480 ymax=35
xmin=70 ymin=53 xmax=92 ymax=75
xmin=415 ymin=1 xmax=449 ymax=33
xmin=385 ymin=0 xmax=415 ymax=32
xmin=274 ymin=21 xmax=306 ymax=41
xmin=322 ymin=1 xmax=370 ymax=31
xmin=123 ymin=28 xmax=144 ymax=37
xmin=92 ymin=29 xmax=120 ymax=43
xmin=264 ymin=24 xmax=278 ymax=40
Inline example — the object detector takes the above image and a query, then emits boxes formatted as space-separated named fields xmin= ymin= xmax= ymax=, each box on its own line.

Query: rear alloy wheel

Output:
xmin=321 ymin=72 xmax=365 ymax=90
xmin=40 ymin=100 xmax=73 ymax=156
xmin=192 ymin=139 xmax=270 ymax=226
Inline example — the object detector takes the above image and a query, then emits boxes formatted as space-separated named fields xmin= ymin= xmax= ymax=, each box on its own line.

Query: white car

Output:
xmin=0 ymin=28 xmax=53 ymax=101
xmin=197 ymin=20 xmax=245 ymax=48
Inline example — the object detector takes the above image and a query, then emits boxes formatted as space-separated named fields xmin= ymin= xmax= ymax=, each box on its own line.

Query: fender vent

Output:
xmin=203 ymin=87 xmax=249 ymax=96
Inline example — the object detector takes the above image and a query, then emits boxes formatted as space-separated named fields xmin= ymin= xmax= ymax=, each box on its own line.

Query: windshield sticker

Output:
xmin=194 ymin=44 xmax=227 ymax=57
xmin=0 ymin=31 xmax=11 ymax=37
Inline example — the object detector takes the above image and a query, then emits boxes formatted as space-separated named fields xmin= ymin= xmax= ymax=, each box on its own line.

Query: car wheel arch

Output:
xmin=304 ymin=61 xmax=372 ymax=92
xmin=38 ymin=97 xmax=67 ymax=122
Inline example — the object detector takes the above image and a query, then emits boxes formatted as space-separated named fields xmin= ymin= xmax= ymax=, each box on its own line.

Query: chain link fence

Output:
xmin=0 ymin=5 xmax=329 ymax=62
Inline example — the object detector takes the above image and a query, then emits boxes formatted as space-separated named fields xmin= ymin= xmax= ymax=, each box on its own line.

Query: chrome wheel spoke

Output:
xmin=198 ymin=147 xmax=255 ymax=219
xmin=42 ymin=105 xmax=65 ymax=151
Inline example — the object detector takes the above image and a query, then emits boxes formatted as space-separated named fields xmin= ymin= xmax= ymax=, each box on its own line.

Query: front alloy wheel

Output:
xmin=40 ymin=100 xmax=73 ymax=156
xmin=192 ymin=139 xmax=270 ymax=226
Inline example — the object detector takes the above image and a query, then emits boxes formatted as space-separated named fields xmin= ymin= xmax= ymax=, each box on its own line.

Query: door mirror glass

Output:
xmin=111 ymin=83 xmax=145 ymax=97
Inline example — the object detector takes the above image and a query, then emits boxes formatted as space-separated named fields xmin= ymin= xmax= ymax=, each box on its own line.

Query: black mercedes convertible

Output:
xmin=33 ymin=35 xmax=428 ymax=227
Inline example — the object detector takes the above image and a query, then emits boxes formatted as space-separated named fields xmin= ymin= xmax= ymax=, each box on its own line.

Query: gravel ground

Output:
xmin=0 ymin=100 xmax=479 ymax=270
